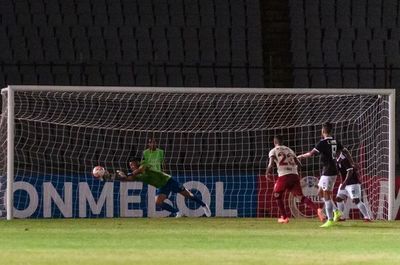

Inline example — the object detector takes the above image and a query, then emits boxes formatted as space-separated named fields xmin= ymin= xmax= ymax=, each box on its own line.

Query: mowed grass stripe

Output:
xmin=0 ymin=218 xmax=398 ymax=265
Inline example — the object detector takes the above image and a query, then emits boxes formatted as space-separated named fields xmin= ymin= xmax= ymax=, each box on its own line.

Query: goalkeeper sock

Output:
xmin=324 ymin=199 xmax=334 ymax=221
xmin=188 ymin=195 xmax=206 ymax=207
xmin=357 ymin=202 xmax=371 ymax=219
xmin=160 ymin=202 xmax=179 ymax=213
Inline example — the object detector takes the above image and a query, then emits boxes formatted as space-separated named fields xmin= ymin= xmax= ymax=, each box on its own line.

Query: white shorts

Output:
xmin=337 ymin=184 xmax=362 ymax=200
xmin=318 ymin=175 xmax=337 ymax=191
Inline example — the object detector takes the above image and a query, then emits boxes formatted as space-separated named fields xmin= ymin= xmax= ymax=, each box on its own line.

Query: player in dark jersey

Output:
xmin=105 ymin=160 xmax=211 ymax=217
xmin=297 ymin=122 xmax=350 ymax=227
xmin=336 ymin=151 xmax=372 ymax=221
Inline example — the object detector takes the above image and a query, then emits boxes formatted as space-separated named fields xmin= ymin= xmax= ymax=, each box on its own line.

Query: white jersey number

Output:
xmin=277 ymin=152 xmax=296 ymax=166
xmin=329 ymin=140 xmax=337 ymax=159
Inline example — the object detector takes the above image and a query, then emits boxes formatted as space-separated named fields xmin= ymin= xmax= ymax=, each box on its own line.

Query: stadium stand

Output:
xmin=290 ymin=0 xmax=400 ymax=89
xmin=0 ymin=0 xmax=264 ymax=88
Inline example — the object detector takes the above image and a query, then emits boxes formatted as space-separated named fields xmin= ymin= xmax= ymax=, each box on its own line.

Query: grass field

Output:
xmin=0 ymin=218 xmax=399 ymax=265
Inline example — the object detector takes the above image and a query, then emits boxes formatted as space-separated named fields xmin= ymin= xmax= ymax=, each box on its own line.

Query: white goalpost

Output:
xmin=0 ymin=86 xmax=396 ymax=220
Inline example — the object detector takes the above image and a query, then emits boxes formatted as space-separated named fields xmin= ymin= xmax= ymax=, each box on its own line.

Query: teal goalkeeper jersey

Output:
xmin=135 ymin=165 xmax=171 ymax=188
xmin=142 ymin=148 xmax=164 ymax=172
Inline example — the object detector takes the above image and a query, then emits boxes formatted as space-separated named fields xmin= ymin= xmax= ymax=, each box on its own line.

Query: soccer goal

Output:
xmin=0 ymin=86 xmax=396 ymax=220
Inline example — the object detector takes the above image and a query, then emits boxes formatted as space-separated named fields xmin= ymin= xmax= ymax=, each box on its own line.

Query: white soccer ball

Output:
xmin=92 ymin=166 xmax=106 ymax=179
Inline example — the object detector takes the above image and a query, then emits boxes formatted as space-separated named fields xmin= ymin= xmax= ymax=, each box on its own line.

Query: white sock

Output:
xmin=337 ymin=201 xmax=345 ymax=213
xmin=332 ymin=201 xmax=338 ymax=211
xmin=324 ymin=199 xmax=334 ymax=221
xmin=357 ymin=202 xmax=371 ymax=219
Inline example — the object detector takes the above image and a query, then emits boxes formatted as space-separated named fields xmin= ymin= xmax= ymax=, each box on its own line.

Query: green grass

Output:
xmin=0 ymin=218 xmax=399 ymax=265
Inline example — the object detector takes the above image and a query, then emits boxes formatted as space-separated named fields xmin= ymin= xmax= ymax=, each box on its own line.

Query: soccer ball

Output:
xmin=92 ymin=166 xmax=106 ymax=179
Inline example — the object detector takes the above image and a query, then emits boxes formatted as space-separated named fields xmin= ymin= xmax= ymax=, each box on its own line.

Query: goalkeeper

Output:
xmin=110 ymin=159 xmax=211 ymax=217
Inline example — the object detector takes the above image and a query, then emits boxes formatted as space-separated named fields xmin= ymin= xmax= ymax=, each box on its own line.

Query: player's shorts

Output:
xmin=273 ymin=174 xmax=303 ymax=196
xmin=318 ymin=175 xmax=337 ymax=191
xmin=337 ymin=183 xmax=362 ymax=200
xmin=157 ymin=178 xmax=185 ymax=196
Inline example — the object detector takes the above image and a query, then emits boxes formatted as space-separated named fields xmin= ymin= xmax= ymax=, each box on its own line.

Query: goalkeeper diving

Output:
xmin=101 ymin=159 xmax=211 ymax=217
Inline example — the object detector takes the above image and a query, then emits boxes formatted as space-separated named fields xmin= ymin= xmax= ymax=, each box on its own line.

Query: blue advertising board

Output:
xmin=13 ymin=174 xmax=258 ymax=218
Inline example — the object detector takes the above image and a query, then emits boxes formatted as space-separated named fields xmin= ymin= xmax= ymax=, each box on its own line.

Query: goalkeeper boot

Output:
xmin=320 ymin=220 xmax=335 ymax=228
xmin=333 ymin=209 xmax=343 ymax=222
xmin=202 ymin=205 xmax=211 ymax=217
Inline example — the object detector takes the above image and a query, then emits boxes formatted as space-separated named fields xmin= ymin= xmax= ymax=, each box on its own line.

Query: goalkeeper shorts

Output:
xmin=157 ymin=178 xmax=185 ymax=196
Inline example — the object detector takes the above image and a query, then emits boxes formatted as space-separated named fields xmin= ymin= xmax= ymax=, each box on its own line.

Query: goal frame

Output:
xmin=2 ymin=85 xmax=396 ymax=220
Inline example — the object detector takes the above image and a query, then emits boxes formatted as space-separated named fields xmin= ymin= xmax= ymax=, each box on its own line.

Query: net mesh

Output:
xmin=0 ymin=89 xmax=391 ymax=219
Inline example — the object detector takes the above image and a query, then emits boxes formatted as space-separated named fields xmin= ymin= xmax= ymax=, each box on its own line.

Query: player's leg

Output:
xmin=156 ymin=194 xmax=179 ymax=214
xmin=318 ymin=175 xmax=337 ymax=227
xmin=346 ymin=184 xmax=371 ymax=221
xmin=167 ymin=178 xmax=210 ymax=217
xmin=290 ymin=176 xmax=320 ymax=210
xmin=336 ymin=196 xmax=346 ymax=214
xmin=336 ymin=184 xmax=348 ymax=221
xmin=292 ymin=181 xmax=325 ymax=222
xmin=156 ymin=185 xmax=179 ymax=215
xmin=319 ymin=176 xmax=334 ymax=220
xmin=321 ymin=191 xmax=335 ymax=225
xmin=179 ymin=189 xmax=205 ymax=206
xmin=315 ymin=188 xmax=327 ymax=221
xmin=273 ymin=176 xmax=289 ymax=223
xmin=353 ymin=198 xmax=371 ymax=221
xmin=275 ymin=192 xmax=289 ymax=223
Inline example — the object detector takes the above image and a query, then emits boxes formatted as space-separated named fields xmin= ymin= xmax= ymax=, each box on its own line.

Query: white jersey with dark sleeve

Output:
xmin=313 ymin=137 xmax=343 ymax=176
xmin=268 ymin=145 xmax=298 ymax=177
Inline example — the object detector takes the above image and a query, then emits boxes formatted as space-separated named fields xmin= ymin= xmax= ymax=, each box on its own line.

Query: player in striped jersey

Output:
xmin=266 ymin=135 xmax=324 ymax=223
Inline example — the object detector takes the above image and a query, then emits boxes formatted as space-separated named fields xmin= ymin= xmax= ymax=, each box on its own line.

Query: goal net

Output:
xmin=0 ymin=86 xmax=395 ymax=220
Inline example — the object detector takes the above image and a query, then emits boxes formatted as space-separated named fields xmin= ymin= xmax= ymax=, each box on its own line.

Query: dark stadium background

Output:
xmin=0 ymin=0 xmax=398 ymax=172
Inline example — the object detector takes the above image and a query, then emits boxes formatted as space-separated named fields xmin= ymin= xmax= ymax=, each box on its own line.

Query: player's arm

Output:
xmin=117 ymin=166 xmax=145 ymax=181
xmin=297 ymin=148 xmax=319 ymax=160
xmin=341 ymin=167 xmax=353 ymax=188
xmin=265 ymin=149 xmax=276 ymax=181
xmin=266 ymin=156 xmax=275 ymax=177
xmin=294 ymin=155 xmax=302 ymax=167
xmin=294 ymin=155 xmax=302 ymax=176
